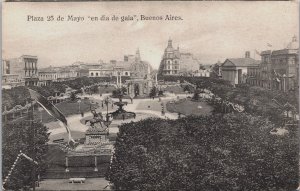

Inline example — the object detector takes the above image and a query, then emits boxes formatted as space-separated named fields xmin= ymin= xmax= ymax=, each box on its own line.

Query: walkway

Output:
xmin=46 ymin=93 xmax=189 ymax=140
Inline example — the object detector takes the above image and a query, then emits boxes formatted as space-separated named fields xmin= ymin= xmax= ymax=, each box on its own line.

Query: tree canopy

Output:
xmin=108 ymin=114 xmax=298 ymax=190
xmin=2 ymin=120 xmax=49 ymax=190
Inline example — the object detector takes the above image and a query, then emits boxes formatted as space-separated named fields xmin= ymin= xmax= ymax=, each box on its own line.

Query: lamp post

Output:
xmin=283 ymin=74 xmax=286 ymax=92
xmin=103 ymin=96 xmax=113 ymax=134
xmin=78 ymin=100 xmax=81 ymax=114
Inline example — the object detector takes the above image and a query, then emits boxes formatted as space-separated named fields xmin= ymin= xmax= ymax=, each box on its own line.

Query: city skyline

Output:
xmin=3 ymin=1 xmax=298 ymax=69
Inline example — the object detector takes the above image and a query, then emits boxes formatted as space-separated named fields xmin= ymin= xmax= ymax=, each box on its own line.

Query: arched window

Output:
xmin=91 ymin=72 xmax=94 ymax=76
xmin=96 ymin=73 xmax=99 ymax=76
xmin=125 ymin=72 xmax=128 ymax=76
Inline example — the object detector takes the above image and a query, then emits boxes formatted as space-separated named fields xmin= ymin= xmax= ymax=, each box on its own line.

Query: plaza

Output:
xmin=46 ymin=92 xmax=197 ymax=141
xmin=2 ymin=3 xmax=298 ymax=189
xmin=35 ymin=88 xmax=212 ymax=190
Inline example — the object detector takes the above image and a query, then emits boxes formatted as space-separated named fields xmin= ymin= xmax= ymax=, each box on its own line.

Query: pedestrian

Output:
xmin=102 ymin=101 xmax=104 ymax=108
xmin=122 ymin=113 xmax=125 ymax=121
xmin=81 ymin=112 xmax=84 ymax=117
xmin=130 ymin=97 xmax=133 ymax=104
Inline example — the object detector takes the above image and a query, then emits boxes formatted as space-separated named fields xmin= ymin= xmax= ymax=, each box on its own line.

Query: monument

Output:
xmin=109 ymin=95 xmax=136 ymax=120
xmin=126 ymin=59 xmax=155 ymax=97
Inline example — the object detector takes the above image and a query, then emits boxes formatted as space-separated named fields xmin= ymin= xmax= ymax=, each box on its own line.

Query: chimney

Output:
xmin=245 ymin=51 xmax=250 ymax=58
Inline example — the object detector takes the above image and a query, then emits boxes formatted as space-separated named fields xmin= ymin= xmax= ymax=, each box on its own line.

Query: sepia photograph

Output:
xmin=2 ymin=1 xmax=299 ymax=190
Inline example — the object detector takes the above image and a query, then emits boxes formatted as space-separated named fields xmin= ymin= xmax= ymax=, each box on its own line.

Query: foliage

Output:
xmin=192 ymin=90 xmax=200 ymax=101
xmin=69 ymin=92 xmax=77 ymax=102
xmin=2 ymin=119 xmax=49 ymax=190
xmin=2 ymin=86 xmax=31 ymax=110
xmin=112 ymin=88 xmax=123 ymax=98
xmin=121 ymin=86 xmax=127 ymax=95
xmin=210 ymin=64 xmax=221 ymax=78
xmin=158 ymin=90 xmax=164 ymax=96
xmin=2 ymin=76 xmax=116 ymax=111
xmin=89 ymin=85 xmax=99 ymax=94
xmin=149 ymin=86 xmax=157 ymax=98
xmin=108 ymin=114 xmax=298 ymax=191
xmin=159 ymin=75 xmax=298 ymax=126
xmin=183 ymin=85 xmax=191 ymax=93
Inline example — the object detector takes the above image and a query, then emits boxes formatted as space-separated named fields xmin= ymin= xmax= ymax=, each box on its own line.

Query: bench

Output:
xmin=69 ymin=178 xmax=86 ymax=184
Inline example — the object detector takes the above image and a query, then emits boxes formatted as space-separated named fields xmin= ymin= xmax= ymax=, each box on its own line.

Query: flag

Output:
xmin=28 ymin=89 xmax=74 ymax=144
xmin=267 ymin=43 xmax=272 ymax=47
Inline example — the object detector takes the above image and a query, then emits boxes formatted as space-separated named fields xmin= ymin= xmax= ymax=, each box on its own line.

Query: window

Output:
xmin=96 ymin=73 xmax=99 ymax=76
xmin=91 ymin=72 xmax=94 ymax=76
xmin=125 ymin=72 xmax=128 ymax=76
xmin=291 ymin=59 xmax=295 ymax=65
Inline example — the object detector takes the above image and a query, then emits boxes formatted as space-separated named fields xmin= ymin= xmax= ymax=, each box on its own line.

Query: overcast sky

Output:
xmin=3 ymin=1 xmax=299 ymax=69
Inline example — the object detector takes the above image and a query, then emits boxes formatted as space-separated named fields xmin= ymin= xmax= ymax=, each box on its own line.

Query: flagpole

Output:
xmin=29 ymin=98 xmax=36 ymax=191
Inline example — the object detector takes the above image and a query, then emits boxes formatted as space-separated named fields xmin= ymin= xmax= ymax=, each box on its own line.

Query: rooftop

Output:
xmin=223 ymin=58 xmax=260 ymax=67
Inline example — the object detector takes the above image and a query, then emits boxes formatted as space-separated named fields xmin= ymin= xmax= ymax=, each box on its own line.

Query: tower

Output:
xmin=167 ymin=38 xmax=173 ymax=48
xmin=135 ymin=48 xmax=141 ymax=62
xmin=147 ymin=63 xmax=151 ymax=79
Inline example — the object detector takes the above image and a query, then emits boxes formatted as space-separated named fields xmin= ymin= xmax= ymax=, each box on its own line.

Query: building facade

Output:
xmin=38 ymin=66 xmax=85 ymax=86
xmin=158 ymin=39 xmax=200 ymax=76
xmin=194 ymin=65 xmax=211 ymax=77
xmin=221 ymin=51 xmax=260 ymax=85
xmin=88 ymin=49 xmax=151 ymax=79
xmin=2 ymin=55 xmax=39 ymax=87
xmin=248 ymin=36 xmax=299 ymax=92
xmin=2 ymin=59 xmax=25 ymax=88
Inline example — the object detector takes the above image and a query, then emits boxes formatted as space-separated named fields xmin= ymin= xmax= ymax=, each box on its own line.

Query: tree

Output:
xmin=158 ymin=90 xmax=164 ymax=96
xmin=108 ymin=114 xmax=298 ymax=190
xmin=70 ymin=92 xmax=77 ymax=101
xmin=2 ymin=120 xmax=49 ymax=190
xmin=149 ymin=87 xmax=157 ymax=98
xmin=121 ymin=86 xmax=127 ymax=95
xmin=90 ymin=85 xmax=99 ymax=94
xmin=192 ymin=90 xmax=200 ymax=101
xmin=112 ymin=88 xmax=123 ymax=98
xmin=183 ymin=85 xmax=192 ymax=93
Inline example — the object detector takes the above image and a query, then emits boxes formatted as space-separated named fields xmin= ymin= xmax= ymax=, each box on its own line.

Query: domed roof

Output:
xmin=286 ymin=35 xmax=299 ymax=49
xmin=165 ymin=39 xmax=174 ymax=52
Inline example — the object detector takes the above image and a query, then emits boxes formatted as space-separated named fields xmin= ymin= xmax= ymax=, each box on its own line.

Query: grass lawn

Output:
xmin=34 ymin=99 xmax=99 ymax=124
xmin=162 ymin=85 xmax=185 ymax=94
xmin=136 ymin=99 xmax=173 ymax=112
xmin=166 ymin=99 xmax=213 ymax=116
xmin=98 ymin=86 xmax=116 ymax=95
